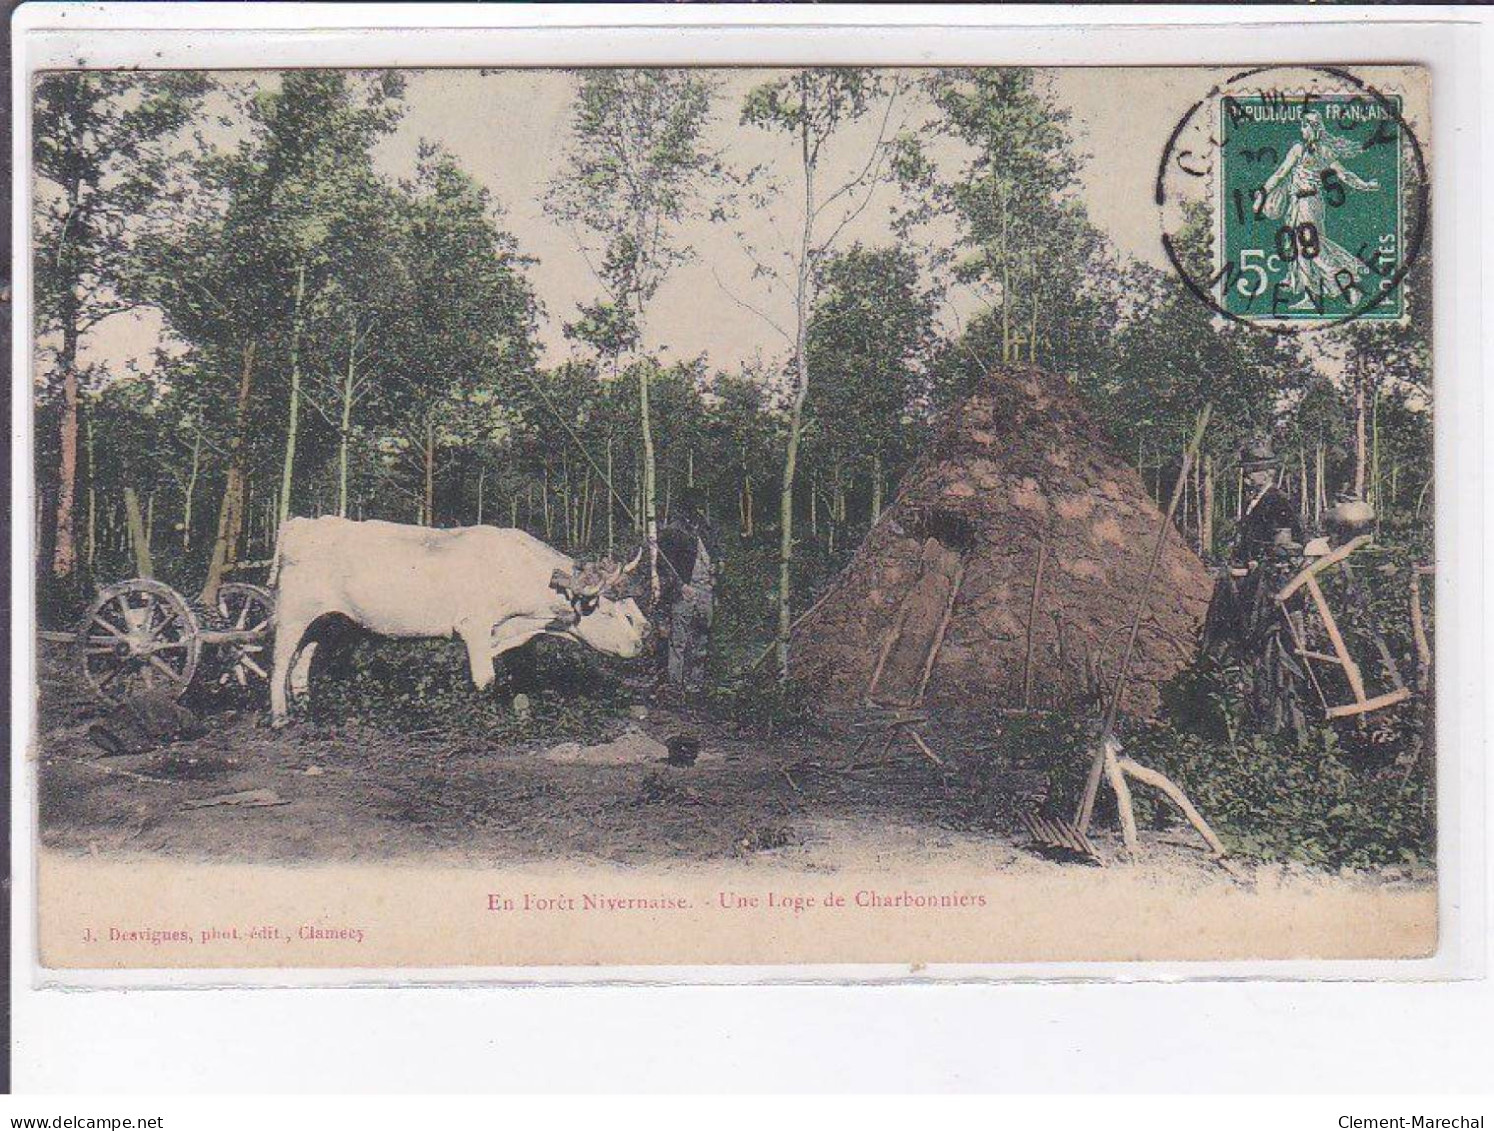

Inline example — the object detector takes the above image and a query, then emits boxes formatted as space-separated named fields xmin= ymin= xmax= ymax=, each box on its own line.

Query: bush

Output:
xmin=306 ymin=634 xmax=633 ymax=744
xmin=1026 ymin=709 xmax=1432 ymax=871
xmin=1126 ymin=721 xmax=1434 ymax=870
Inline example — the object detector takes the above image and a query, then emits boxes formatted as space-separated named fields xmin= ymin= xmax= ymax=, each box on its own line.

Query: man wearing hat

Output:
xmin=654 ymin=493 xmax=716 ymax=696
xmin=1203 ymin=436 xmax=1308 ymax=734
xmin=1232 ymin=437 xmax=1303 ymax=574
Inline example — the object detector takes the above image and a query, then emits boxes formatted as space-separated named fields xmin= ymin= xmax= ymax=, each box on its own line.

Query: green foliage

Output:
xmin=1125 ymin=722 xmax=1433 ymax=871
xmin=806 ymin=244 xmax=936 ymax=486
xmin=547 ymin=69 xmax=717 ymax=319
xmin=33 ymin=70 xmax=211 ymax=349
xmin=306 ymin=636 xmax=629 ymax=743
xmin=32 ymin=70 xmax=1436 ymax=883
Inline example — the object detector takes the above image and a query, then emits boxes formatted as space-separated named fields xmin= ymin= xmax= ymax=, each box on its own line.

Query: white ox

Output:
xmin=268 ymin=517 xmax=649 ymax=724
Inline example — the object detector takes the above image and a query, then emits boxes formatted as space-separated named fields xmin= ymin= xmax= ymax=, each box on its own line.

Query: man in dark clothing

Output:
xmin=1232 ymin=439 xmax=1304 ymax=574
xmin=1203 ymin=439 xmax=1309 ymax=735
xmin=655 ymin=500 xmax=715 ymax=695
xmin=1205 ymin=438 xmax=1304 ymax=651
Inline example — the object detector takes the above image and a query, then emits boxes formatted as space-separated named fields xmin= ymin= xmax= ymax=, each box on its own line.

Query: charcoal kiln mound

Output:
xmin=791 ymin=365 xmax=1212 ymax=719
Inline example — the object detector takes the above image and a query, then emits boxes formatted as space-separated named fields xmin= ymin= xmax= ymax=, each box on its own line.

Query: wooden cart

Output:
xmin=65 ymin=575 xmax=276 ymax=703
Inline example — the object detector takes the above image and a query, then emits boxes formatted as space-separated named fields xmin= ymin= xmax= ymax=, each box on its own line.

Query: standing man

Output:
xmin=655 ymin=495 xmax=715 ymax=696
xmin=1203 ymin=437 xmax=1307 ymax=734
xmin=1231 ymin=438 xmax=1303 ymax=575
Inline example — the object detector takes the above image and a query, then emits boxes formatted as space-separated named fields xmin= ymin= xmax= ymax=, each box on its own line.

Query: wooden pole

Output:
xmin=1409 ymin=566 xmax=1433 ymax=692
xmin=123 ymin=487 xmax=153 ymax=580
xmin=913 ymin=563 xmax=965 ymax=707
xmin=1103 ymin=738 xmax=1139 ymax=857
xmin=1118 ymin=757 xmax=1230 ymax=860
xmin=1022 ymin=538 xmax=1048 ymax=709
xmin=1077 ymin=405 xmax=1211 ymax=832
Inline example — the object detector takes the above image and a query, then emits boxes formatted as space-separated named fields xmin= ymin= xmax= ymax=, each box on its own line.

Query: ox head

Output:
xmin=547 ymin=546 xmax=650 ymax=658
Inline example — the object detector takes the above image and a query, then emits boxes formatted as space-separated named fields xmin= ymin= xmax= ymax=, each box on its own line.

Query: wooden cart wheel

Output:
xmin=215 ymin=582 xmax=276 ymax=689
xmin=77 ymin=579 xmax=201 ymax=702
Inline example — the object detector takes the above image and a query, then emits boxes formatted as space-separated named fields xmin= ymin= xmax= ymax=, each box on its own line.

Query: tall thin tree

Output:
xmin=547 ymin=69 xmax=717 ymax=599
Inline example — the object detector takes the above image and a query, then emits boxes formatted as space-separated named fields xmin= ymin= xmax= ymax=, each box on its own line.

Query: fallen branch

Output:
xmin=902 ymin=726 xmax=945 ymax=768
xmin=1116 ymin=756 xmax=1232 ymax=866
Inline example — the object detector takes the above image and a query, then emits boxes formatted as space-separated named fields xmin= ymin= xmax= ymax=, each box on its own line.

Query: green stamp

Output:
xmin=1218 ymin=93 xmax=1403 ymax=322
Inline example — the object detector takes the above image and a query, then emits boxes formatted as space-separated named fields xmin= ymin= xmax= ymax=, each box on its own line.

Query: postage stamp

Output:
xmin=1217 ymin=92 xmax=1405 ymax=323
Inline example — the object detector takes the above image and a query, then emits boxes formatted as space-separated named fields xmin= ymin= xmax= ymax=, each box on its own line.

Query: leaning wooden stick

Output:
xmin=1022 ymin=537 xmax=1049 ymax=710
xmin=913 ymin=562 xmax=965 ymax=707
xmin=1102 ymin=737 xmax=1139 ymax=856
xmin=1075 ymin=404 xmax=1211 ymax=833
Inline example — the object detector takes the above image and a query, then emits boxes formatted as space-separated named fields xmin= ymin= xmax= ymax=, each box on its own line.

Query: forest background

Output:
xmin=29 ymin=69 xmax=1434 ymax=869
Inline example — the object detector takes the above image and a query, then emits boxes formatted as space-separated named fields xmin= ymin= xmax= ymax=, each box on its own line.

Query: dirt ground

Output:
xmin=28 ymin=639 xmax=1424 ymax=887
xmin=31 ymin=641 xmax=1445 ymax=967
xmin=34 ymin=637 xmax=1183 ymax=872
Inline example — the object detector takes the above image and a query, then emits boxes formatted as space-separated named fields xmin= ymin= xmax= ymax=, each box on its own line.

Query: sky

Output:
xmin=69 ymin=65 xmax=1429 ymax=380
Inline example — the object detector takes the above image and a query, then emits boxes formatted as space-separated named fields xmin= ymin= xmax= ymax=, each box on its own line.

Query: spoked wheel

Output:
xmin=214 ymin=582 xmax=275 ymax=690
xmin=77 ymin=579 xmax=201 ymax=702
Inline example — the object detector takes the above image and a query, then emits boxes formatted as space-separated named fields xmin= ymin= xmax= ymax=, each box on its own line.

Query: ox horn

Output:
xmin=599 ymin=545 xmax=646 ymax=592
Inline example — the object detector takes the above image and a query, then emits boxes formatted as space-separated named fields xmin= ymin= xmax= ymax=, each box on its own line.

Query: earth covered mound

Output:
xmin=791 ymin=365 xmax=1212 ymax=718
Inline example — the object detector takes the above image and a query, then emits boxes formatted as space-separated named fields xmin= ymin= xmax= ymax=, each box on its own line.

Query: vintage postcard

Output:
xmin=25 ymin=62 xmax=1439 ymax=972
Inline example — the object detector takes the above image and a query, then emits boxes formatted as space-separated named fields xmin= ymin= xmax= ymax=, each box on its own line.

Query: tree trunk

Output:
xmin=1191 ymin=447 xmax=1202 ymax=553
xmin=999 ymin=189 xmax=1012 ymax=363
xmin=542 ymin=466 xmax=552 ymax=540
xmin=51 ymin=311 xmax=81 ymax=580
xmin=1202 ymin=453 xmax=1215 ymax=558
xmin=476 ymin=464 xmax=486 ymax=525
xmin=144 ymin=491 xmax=155 ymax=548
xmin=338 ymin=314 xmax=357 ymax=518
xmin=123 ymin=487 xmax=153 ymax=580
xmin=777 ymin=96 xmax=816 ymax=684
xmin=200 ymin=339 xmax=257 ymax=605
xmin=1028 ymin=256 xmax=1040 ymax=365
xmin=423 ymin=415 xmax=436 ymax=527
xmin=182 ymin=427 xmax=201 ymax=551
xmin=605 ymin=436 xmax=615 ymax=558
xmin=278 ymin=262 xmax=308 ymax=529
xmin=871 ymin=452 xmax=883 ymax=521
xmin=85 ymin=413 xmax=97 ymax=568
xmin=1315 ymin=442 xmax=1327 ymax=524
xmin=1179 ymin=450 xmax=1190 ymax=542
xmin=1353 ymin=355 xmax=1367 ymax=499
xmin=639 ymin=360 xmax=660 ymax=603
xmin=1370 ymin=385 xmax=1381 ymax=508
xmin=1299 ymin=447 xmax=1310 ymax=521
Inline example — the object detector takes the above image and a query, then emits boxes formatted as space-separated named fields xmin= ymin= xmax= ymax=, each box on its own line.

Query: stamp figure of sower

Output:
xmin=1258 ymin=110 xmax=1380 ymax=309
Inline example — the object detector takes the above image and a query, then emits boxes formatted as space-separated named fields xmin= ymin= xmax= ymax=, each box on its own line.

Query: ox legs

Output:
xmin=290 ymin=641 xmax=319 ymax=700
xmin=269 ymin=611 xmax=315 ymax=726
xmin=460 ymin=627 xmax=497 ymax=691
